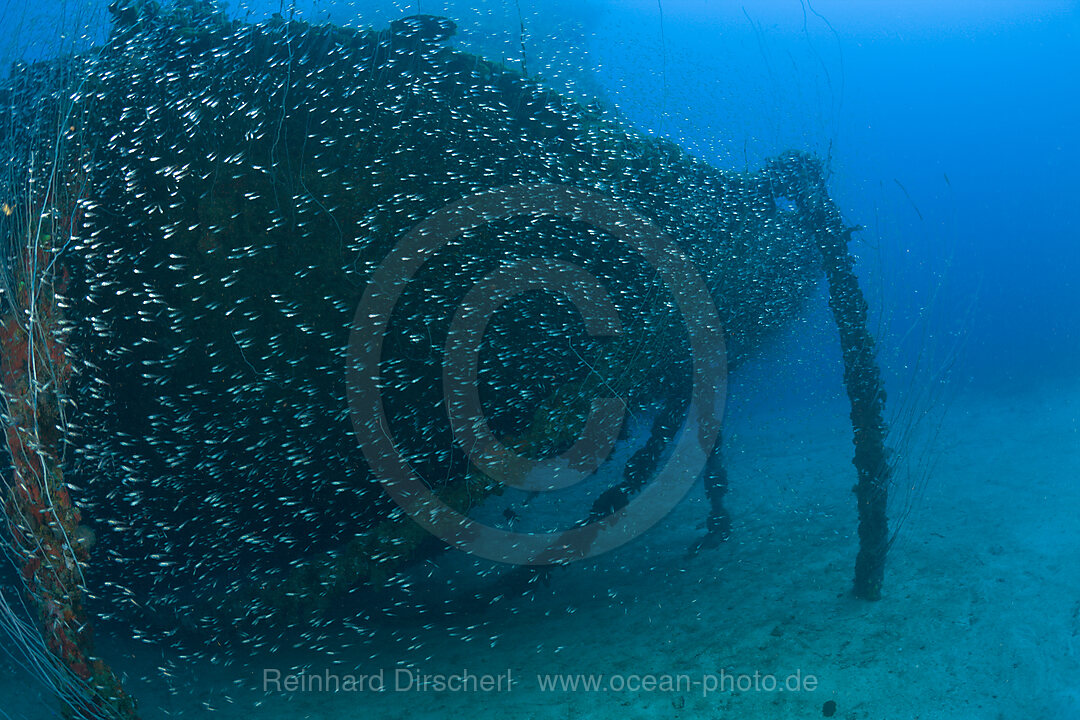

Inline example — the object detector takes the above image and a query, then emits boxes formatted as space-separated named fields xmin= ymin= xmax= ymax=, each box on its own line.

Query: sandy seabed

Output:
xmin=2 ymin=370 xmax=1078 ymax=720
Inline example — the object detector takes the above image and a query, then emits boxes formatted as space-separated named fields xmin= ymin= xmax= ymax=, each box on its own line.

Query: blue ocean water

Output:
xmin=0 ymin=1 xmax=1077 ymax=718
xmin=594 ymin=0 xmax=1080 ymax=391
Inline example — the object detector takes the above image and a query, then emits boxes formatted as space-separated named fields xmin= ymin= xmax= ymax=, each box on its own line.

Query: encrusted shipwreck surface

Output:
xmin=0 ymin=2 xmax=836 ymax=661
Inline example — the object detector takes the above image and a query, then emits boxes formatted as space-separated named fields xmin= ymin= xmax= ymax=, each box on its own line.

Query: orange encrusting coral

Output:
xmin=0 ymin=205 xmax=139 ymax=718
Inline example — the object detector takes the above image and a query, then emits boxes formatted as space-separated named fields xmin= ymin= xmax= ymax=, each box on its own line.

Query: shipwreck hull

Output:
xmin=5 ymin=9 xmax=821 ymax=590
